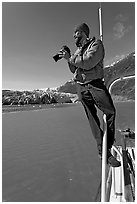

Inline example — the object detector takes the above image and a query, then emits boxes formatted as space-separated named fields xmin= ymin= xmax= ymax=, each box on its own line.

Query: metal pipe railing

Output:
xmin=101 ymin=114 xmax=107 ymax=201
xmin=101 ymin=75 xmax=135 ymax=202
xmin=111 ymin=145 xmax=126 ymax=201
xmin=108 ymin=75 xmax=135 ymax=93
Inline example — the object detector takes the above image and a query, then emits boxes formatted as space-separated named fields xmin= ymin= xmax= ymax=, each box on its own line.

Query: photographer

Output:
xmin=58 ymin=23 xmax=121 ymax=167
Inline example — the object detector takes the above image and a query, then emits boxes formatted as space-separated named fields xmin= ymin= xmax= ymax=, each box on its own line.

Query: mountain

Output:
xmin=58 ymin=52 xmax=135 ymax=100
xmin=2 ymin=52 xmax=135 ymax=105
xmin=2 ymin=89 xmax=73 ymax=105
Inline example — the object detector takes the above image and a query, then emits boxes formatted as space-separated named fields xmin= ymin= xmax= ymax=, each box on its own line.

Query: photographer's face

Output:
xmin=73 ymin=30 xmax=85 ymax=47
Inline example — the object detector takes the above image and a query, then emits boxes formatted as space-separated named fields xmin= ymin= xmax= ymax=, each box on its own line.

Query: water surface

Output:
xmin=2 ymin=102 xmax=135 ymax=202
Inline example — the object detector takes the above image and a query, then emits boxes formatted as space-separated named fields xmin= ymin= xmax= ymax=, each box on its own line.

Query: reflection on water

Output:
xmin=2 ymin=102 xmax=135 ymax=202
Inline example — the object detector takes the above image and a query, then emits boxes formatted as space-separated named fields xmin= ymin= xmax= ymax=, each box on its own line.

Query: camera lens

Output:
xmin=53 ymin=54 xmax=63 ymax=62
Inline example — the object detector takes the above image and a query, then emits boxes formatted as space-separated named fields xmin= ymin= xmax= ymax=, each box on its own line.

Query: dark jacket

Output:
xmin=68 ymin=37 xmax=105 ymax=84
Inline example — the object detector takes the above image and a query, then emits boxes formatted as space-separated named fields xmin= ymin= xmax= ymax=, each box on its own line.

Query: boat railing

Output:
xmin=110 ymin=145 xmax=126 ymax=202
xmin=101 ymin=75 xmax=135 ymax=202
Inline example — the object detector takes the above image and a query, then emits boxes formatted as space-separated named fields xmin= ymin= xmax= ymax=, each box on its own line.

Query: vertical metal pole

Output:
xmin=106 ymin=167 xmax=112 ymax=201
xmin=98 ymin=3 xmax=107 ymax=202
xmin=99 ymin=4 xmax=103 ymax=41
xmin=101 ymin=114 xmax=107 ymax=202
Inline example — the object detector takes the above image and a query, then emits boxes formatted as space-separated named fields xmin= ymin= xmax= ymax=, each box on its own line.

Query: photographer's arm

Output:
xmin=63 ymin=51 xmax=77 ymax=74
xmin=67 ymin=61 xmax=77 ymax=73
xmin=72 ymin=40 xmax=105 ymax=70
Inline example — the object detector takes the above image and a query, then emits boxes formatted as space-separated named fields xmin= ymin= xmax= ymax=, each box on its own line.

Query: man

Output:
xmin=62 ymin=23 xmax=121 ymax=167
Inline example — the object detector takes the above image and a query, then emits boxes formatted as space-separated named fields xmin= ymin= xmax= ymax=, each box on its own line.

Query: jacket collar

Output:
xmin=79 ymin=37 xmax=96 ymax=54
xmin=84 ymin=37 xmax=96 ymax=47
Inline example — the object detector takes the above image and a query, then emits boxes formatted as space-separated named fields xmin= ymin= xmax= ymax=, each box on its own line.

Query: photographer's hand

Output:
xmin=62 ymin=50 xmax=71 ymax=60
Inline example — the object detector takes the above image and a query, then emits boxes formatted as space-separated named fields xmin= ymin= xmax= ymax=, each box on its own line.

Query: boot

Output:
xmin=107 ymin=149 xmax=121 ymax=167
xmin=98 ymin=147 xmax=121 ymax=167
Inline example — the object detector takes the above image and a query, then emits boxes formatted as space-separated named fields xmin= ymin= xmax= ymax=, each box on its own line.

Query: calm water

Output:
xmin=2 ymin=102 xmax=135 ymax=202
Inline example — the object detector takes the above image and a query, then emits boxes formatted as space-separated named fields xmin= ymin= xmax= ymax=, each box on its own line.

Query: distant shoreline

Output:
xmin=2 ymin=103 xmax=78 ymax=113
xmin=112 ymin=95 xmax=135 ymax=102
xmin=2 ymin=100 xmax=134 ymax=113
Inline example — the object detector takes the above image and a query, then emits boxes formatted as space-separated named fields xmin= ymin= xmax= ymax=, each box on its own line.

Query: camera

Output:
xmin=53 ymin=45 xmax=71 ymax=62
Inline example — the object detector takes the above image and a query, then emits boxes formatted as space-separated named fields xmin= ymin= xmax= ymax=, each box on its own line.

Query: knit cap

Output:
xmin=74 ymin=23 xmax=90 ymax=37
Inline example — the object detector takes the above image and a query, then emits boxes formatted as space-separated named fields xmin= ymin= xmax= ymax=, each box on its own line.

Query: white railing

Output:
xmin=108 ymin=75 xmax=135 ymax=93
xmin=101 ymin=75 xmax=135 ymax=202
xmin=101 ymin=114 xmax=107 ymax=201
xmin=111 ymin=145 xmax=126 ymax=202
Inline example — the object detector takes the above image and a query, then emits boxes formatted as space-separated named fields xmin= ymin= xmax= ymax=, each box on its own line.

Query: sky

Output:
xmin=2 ymin=1 xmax=135 ymax=90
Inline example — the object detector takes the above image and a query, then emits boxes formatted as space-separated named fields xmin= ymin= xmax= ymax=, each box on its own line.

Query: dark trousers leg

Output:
xmin=79 ymin=83 xmax=116 ymax=151
xmin=80 ymin=90 xmax=103 ymax=149
xmin=89 ymin=84 xmax=116 ymax=150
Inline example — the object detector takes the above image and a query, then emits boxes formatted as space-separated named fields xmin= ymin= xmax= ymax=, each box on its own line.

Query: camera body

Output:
xmin=53 ymin=52 xmax=63 ymax=62
xmin=53 ymin=45 xmax=71 ymax=62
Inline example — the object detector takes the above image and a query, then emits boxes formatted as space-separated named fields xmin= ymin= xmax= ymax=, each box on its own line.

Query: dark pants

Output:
xmin=77 ymin=79 xmax=116 ymax=152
